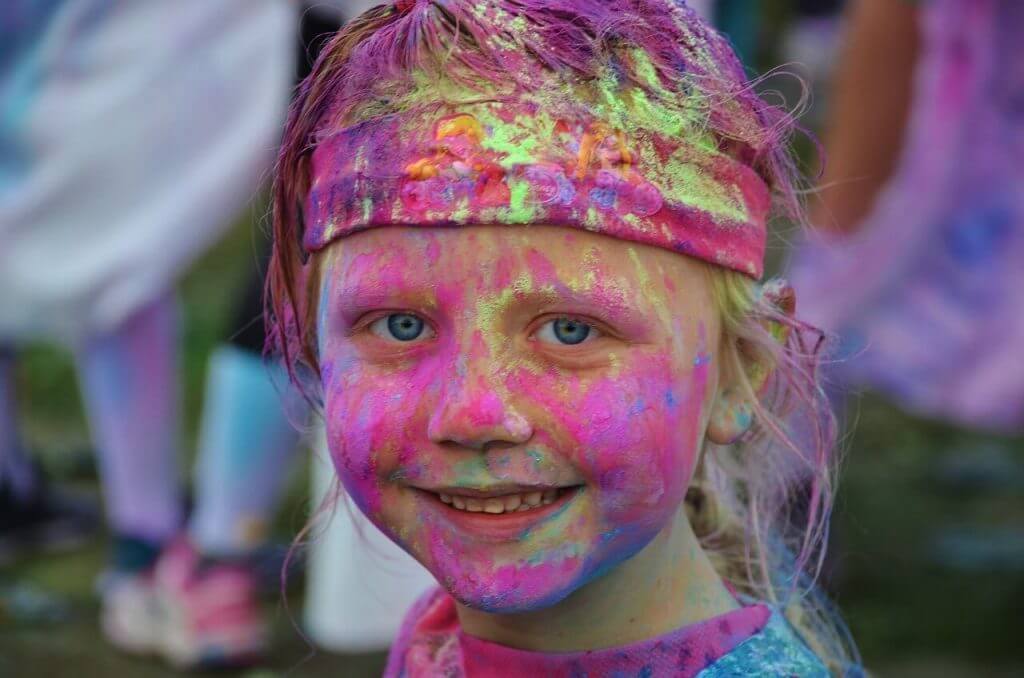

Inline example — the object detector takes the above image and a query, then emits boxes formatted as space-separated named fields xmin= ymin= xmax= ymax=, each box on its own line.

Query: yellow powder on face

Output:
xmin=627 ymin=247 xmax=681 ymax=333
xmin=581 ymin=247 xmax=601 ymax=290
xmin=474 ymin=287 xmax=518 ymax=359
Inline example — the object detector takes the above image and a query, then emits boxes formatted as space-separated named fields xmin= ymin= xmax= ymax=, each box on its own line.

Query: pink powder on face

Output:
xmin=317 ymin=226 xmax=716 ymax=612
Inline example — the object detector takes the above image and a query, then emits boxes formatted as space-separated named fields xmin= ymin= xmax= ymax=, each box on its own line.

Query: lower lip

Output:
xmin=417 ymin=487 xmax=582 ymax=541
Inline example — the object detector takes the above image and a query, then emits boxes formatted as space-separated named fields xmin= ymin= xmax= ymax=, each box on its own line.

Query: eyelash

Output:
xmin=365 ymin=312 xmax=436 ymax=343
xmin=534 ymin=316 xmax=602 ymax=345
xmin=355 ymin=312 xmax=613 ymax=347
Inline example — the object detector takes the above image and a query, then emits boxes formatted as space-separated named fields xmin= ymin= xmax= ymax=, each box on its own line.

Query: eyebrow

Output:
xmin=499 ymin=284 xmax=656 ymax=334
xmin=325 ymin=270 xmax=438 ymax=319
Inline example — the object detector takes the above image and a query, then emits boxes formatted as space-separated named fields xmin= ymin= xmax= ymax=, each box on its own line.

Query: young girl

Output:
xmin=268 ymin=1 xmax=860 ymax=674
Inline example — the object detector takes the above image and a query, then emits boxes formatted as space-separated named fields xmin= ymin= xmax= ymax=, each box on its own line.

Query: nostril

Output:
xmin=428 ymin=409 xmax=533 ymax=451
xmin=427 ymin=376 xmax=533 ymax=449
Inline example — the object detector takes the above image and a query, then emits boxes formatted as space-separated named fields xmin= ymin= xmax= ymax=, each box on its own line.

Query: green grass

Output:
xmin=833 ymin=398 xmax=1024 ymax=671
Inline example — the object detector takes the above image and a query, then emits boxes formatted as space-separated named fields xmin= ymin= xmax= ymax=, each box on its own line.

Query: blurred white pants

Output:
xmin=0 ymin=0 xmax=294 ymax=343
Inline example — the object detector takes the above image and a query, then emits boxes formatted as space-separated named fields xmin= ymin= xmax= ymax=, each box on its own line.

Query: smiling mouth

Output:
xmin=414 ymin=485 xmax=583 ymax=538
xmin=437 ymin=488 xmax=568 ymax=514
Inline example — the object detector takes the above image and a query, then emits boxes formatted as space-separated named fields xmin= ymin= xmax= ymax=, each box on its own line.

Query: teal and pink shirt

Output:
xmin=384 ymin=588 xmax=829 ymax=677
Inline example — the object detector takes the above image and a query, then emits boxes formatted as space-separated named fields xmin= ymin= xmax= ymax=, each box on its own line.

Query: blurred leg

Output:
xmin=1 ymin=347 xmax=98 ymax=562
xmin=76 ymin=294 xmax=183 ymax=549
xmin=135 ymin=276 xmax=302 ymax=668
xmin=188 ymin=344 xmax=303 ymax=557
xmin=0 ymin=347 xmax=37 ymax=500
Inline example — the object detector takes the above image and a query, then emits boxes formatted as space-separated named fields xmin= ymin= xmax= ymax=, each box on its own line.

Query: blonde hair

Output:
xmin=693 ymin=266 xmax=856 ymax=671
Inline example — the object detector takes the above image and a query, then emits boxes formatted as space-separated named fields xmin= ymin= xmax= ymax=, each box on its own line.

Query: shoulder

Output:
xmin=383 ymin=587 xmax=463 ymax=678
xmin=698 ymin=610 xmax=830 ymax=677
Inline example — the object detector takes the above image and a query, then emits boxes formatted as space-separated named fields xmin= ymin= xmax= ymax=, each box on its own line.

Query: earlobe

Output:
xmin=706 ymin=387 xmax=754 ymax=445
xmin=705 ymin=279 xmax=796 ymax=446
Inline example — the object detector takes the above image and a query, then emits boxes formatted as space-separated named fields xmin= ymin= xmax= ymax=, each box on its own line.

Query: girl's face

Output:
xmin=317 ymin=226 xmax=722 ymax=613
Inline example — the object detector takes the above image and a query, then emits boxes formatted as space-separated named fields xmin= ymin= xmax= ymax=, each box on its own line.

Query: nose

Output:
xmin=427 ymin=374 xmax=533 ymax=451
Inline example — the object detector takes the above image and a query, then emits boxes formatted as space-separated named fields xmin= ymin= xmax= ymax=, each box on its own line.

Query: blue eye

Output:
xmin=537 ymin=317 xmax=597 ymax=345
xmin=370 ymin=313 xmax=433 ymax=342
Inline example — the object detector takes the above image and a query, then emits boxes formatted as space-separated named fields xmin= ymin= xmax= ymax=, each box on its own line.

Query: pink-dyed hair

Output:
xmin=266 ymin=0 xmax=856 ymax=671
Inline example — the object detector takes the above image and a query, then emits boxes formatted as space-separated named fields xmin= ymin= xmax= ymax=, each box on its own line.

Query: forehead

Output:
xmin=319 ymin=225 xmax=708 ymax=294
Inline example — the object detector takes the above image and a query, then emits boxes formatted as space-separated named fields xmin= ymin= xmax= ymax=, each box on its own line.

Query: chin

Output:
xmin=429 ymin=534 xmax=654 ymax=615
xmin=445 ymin=572 xmax=583 ymax=614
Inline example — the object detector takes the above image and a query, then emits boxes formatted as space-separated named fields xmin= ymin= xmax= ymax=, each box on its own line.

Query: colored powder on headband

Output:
xmin=296 ymin=0 xmax=799 ymax=279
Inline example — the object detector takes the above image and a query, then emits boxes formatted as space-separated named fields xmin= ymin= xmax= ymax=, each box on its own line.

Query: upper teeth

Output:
xmin=439 ymin=489 xmax=560 ymax=514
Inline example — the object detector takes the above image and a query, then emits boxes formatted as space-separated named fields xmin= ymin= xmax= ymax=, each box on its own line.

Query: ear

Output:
xmin=706 ymin=280 xmax=796 ymax=445
xmin=706 ymin=385 xmax=755 ymax=446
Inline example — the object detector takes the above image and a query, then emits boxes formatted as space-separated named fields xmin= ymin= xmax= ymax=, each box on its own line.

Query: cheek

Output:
xmin=509 ymin=351 xmax=708 ymax=526
xmin=320 ymin=348 xmax=435 ymax=516
xmin=579 ymin=365 xmax=705 ymax=524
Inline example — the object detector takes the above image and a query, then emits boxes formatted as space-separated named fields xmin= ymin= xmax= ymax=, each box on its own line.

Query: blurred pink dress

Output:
xmin=789 ymin=0 xmax=1024 ymax=431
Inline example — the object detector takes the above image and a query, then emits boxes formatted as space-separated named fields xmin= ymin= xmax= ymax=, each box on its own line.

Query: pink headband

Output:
xmin=304 ymin=100 xmax=770 ymax=278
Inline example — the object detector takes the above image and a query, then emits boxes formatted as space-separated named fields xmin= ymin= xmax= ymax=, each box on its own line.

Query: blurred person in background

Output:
xmin=788 ymin=0 xmax=1024 ymax=586
xmin=0 ymin=0 xmax=294 ymax=668
xmin=790 ymin=0 xmax=1023 ymax=433
xmin=162 ymin=1 xmax=432 ymax=670
xmin=153 ymin=1 xmax=339 ymax=668
xmin=180 ymin=3 xmax=350 ymax=581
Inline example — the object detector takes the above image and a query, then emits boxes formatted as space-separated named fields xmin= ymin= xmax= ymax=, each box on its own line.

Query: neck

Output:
xmin=455 ymin=507 xmax=739 ymax=652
